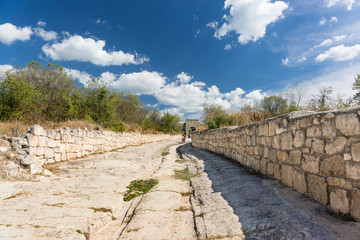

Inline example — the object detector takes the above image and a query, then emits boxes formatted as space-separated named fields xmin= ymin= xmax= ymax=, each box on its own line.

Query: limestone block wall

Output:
xmin=10 ymin=125 xmax=178 ymax=174
xmin=191 ymin=107 xmax=360 ymax=220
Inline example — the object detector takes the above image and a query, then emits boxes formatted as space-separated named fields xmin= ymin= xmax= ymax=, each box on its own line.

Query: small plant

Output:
xmin=123 ymin=179 xmax=159 ymax=202
xmin=127 ymin=228 xmax=140 ymax=232
xmin=162 ymin=151 xmax=170 ymax=156
xmin=174 ymin=168 xmax=198 ymax=181
xmin=76 ymin=230 xmax=82 ymax=234
xmin=175 ymin=159 xmax=188 ymax=164
xmin=34 ymin=225 xmax=40 ymax=228
xmin=176 ymin=206 xmax=191 ymax=211
xmin=326 ymin=209 xmax=355 ymax=222
xmin=6 ymin=154 xmax=12 ymax=159
xmin=91 ymin=207 xmax=112 ymax=213
xmin=111 ymin=216 xmax=117 ymax=221
xmin=195 ymin=212 xmax=204 ymax=218
xmin=180 ymin=192 xmax=193 ymax=196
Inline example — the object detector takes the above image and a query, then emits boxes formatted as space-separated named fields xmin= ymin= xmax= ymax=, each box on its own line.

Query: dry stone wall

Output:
xmin=9 ymin=125 xmax=178 ymax=174
xmin=191 ymin=107 xmax=360 ymax=220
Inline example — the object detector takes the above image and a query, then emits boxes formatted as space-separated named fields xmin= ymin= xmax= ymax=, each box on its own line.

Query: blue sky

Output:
xmin=0 ymin=0 xmax=360 ymax=120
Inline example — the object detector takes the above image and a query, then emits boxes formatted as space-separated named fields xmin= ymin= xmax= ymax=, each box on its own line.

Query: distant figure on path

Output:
xmin=182 ymin=134 xmax=186 ymax=143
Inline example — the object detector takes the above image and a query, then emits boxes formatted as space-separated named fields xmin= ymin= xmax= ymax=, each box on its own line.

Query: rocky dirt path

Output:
xmin=180 ymin=143 xmax=360 ymax=240
xmin=0 ymin=140 xmax=197 ymax=240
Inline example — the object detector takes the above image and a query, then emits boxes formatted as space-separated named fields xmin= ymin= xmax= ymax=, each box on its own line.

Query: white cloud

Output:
xmin=109 ymin=71 xmax=166 ymax=95
xmin=42 ymin=35 xmax=149 ymax=66
xmin=64 ymin=68 xmax=91 ymax=85
xmin=195 ymin=29 xmax=200 ymax=38
xmin=330 ymin=16 xmax=338 ymax=23
xmin=319 ymin=18 xmax=327 ymax=26
xmin=212 ymin=0 xmax=288 ymax=44
xmin=315 ymin=44 xmax=360 ymax=62
xmin=333 ymin=34 xmax=347 ymax=41
xmin=297 ymin=56 xmax=307 ymax=63
xmin=37 ymin=21 xmax=46 ymax=27
xmin=224 ymin=44 xmax=232 ymax=50
xmin=177 ymin=72 xmax=193 ymax=83
xmin=0 ymin=64 xmax=14 ymax=80
xmin=34 ymin=27 xmax=57 ymax=41
xmin=325 ymin=0 xmax=355 ymax=11
xmin=315 ymin=39 xmax=333 ymax=48
xmin=0 ymin=23 xmax=32 ymax=45
xmin=282 ymin=57 xmax=289 ymax=65
xmin=206 ymin=21 xmax=218 ymax=29
xmin=95 ymin=18 xmax=106 ymax=25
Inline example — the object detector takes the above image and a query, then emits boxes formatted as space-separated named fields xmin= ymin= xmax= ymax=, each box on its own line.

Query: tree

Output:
xmin=352 ymin=74 xmax=360 ymax=103
xmin=309 ymin=87 xmax=333 ymax=111
xmin=201 ymin=104 xmax=228 ymax=129
xmin=159 ymin=112 xmax=181 ymax=133
xmin=260 ymin=95 xmax=288 ymax=117
xmin=283 ymin=81 xmax=307 ymax=111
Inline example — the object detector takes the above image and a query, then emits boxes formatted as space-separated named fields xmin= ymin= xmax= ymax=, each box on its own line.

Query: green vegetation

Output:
xmin=174 ymin=168 xmax=198 ymax=181
xmin=123 ymin=179 xmax=159 ymax=201
xmin=326 ymin=209 xmax=355 ymax=222
xmin=0 ymin=61 xmax=181 ymax=134
xmin=161 ymin=151 xmax=170 ymax=156
xmin=202 ymin=76 xmax=360 ymax=129
xmin=91 ymin=207 xmax=112 ymax=213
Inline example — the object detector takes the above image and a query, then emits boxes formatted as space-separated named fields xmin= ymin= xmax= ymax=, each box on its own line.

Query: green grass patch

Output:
xmin=174 ymin=168 xmax=198 ymax=181
xmin=194 ymin=212 xmax=204 ymax=218
xmin=123 ymin=179 xmax=159 ymax=202
xmin=127 ymin=228 xmax=140 ymax=232
xmin=326 ymin=209 xmax=355 ymax=222
xmin=175 ymin=159 xmax=188 ymax=164
xmin=162 ymin=151 xmax=170 ymax=156
xmin=175 ymin=206 xmax=191 ymax=211
xmin=180 ymin=191 xmax=193 ymax=196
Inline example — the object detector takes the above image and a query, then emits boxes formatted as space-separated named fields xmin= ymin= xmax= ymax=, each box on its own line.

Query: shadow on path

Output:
xmin=181 ymin=144 xmax=360 ymax=240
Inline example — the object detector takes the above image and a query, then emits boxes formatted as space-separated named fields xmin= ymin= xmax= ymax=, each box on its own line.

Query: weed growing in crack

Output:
xmin=176 ymin=206 xmax=191 ymax=211
xmin=174 ymin=168 xmax=198 ymax=181
xmin=326 ymin=209 xmax=355 ymax=222
xmin=123 ymin=179 xmax=159 ymax=202
xmin=162 ymin=151 xmax=170 ymax=156
xmin=91 ymin=207 xmax=112 ymax=213
xmin=194 ymin=212 xmax=204 ymax=217
xmin=127 ymin=228 xmax=140 ymax=232
xmin=180 ymin=191 xmax=193 ymax=196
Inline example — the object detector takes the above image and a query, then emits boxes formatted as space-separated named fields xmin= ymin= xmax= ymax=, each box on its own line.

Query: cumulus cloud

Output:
xmin=42 ymin=35 xmax=149 ymax=66
xmin=330 ymin=16 xmax=338 ymax=23
xmin=315 ymin=44 xmax=360 ymax=62
xmin=212 ymin=0 xmax=288 ymax=44
xmin=224 ymin=44 xmax=232 ymax=50
xmin=64 ymin=68 xmax=92 ymax=85
xmin=0 ymin=23 xmax=32 ymax=45
xmin=34 ymin=27 xmax=57 ymax=41
xmin=324 ymin=0 xmax=355 ymax=11
xmin=110 ymin=71 xmax=166 ymax=95
xmin=177 ymin=72 xmax=193 ymax=83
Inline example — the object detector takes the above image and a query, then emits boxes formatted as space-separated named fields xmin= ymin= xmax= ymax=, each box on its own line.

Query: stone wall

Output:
xmin=9 ymin=125 xmax=178 ymax=174
xmin=191 ymin=107 xmax=360 ymax=220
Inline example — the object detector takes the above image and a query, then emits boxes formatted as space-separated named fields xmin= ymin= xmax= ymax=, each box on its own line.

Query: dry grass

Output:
xmin=0 ymin=120 xmax=102 ymax=137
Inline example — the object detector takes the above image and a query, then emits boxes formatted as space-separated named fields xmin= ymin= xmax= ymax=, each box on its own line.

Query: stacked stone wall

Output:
xmin=9 ymin=125 xmax=178 ymax=174
xmin=191 ymin=107 xmax=360 ymax=220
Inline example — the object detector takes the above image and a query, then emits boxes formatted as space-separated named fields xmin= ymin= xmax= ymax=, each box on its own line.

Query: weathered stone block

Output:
xmin=268 ymin=148 xmax=278 ymax=162
xmin=277 ymin=151 xmax=288 ymax=163
xmin=293 ymin=170 xmax=307 ymax=194
xmin=327 ymin=177 xmax=352 ymax=189
xmin=280 ymin=132 xmax=293 ymax=150
xmin=288 ymin=150 xmax=302 ymax=165
xmin=344 ymin=153 xmax=352 ymax=161
xmin=336 ymin=113 xmax=360 ymax=136
xmin=324 ymin=113 xmax=335 ymax=119
xmin=293 ymin=130 xmax=305 ymax=148
xmin=346 ymin=161 xmax=360 ymax=180
xmin=35 ymin=147 xmax=44 ymax=156
xmin=272 ymin=135 xmax=281 ymax=149
xmin=320 ymin=155 xmax=345 ymax=176
xmin=322 ymin=121 xmax=337 ymax=138
xmin=325 ymin=137 xmax=347 ymax=155
xmin=268 ymin=121 xmax=277 ymax=136
xmin=330 ymin=189 xmax=350 ymax=213
xmin=30 ymin=125 xmax=46 ymax=136
xmin=273 ymin=164 xmax=281 ymax=180
xmin=351 ymin=190 xmax=360 ymax=220
xmin=351 ymin=142 xmax=360 ymax=162
xmin=312 ymin=139 xmax=325 ymax=154
xmin=45 ymin=148 xmax=54 ymax=159
xmin=307 ymin=174 xmax=328 ymax=205
xmin=281 ymin=165 xmax=293 ymax=187
xmin=306 ymin=126 xmax=322 ymax=138
xmin=267 ymin=162 xmax=274 ymax=176
xmin=302 ymin=154 xmax=320 ymax=174
xmin=27 ymin=135 xmax=38 ymax=147
xmin=38 ymin=136 xmax=49 ymax=147
xmin=29 ymin=162 xmax=42 ymax=174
